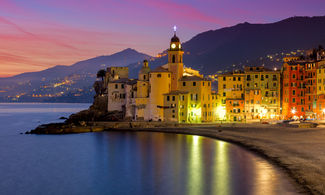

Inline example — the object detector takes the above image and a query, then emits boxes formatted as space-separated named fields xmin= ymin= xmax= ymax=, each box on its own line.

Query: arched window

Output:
xmin=172 ymin=55 xmax=175 ymax=63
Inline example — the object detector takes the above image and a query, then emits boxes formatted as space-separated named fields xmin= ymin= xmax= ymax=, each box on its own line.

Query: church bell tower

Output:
xmin=168 ymin=26 xmax=184 ymax=91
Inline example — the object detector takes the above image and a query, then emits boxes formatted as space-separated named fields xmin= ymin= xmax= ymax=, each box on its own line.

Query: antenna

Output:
xmin=173 ymin=25 xmax=177 ymax=35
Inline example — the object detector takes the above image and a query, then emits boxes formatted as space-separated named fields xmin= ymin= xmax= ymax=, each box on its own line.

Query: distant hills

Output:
xmin=1 ymin=16 xmax=325 ymax=102
xmin=128 ymin=16 xmax=325 ymax=78
xmin=0 ymin=48 xmax=151 ymax=102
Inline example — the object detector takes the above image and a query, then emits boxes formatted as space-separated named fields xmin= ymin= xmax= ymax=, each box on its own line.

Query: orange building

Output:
xmin=282 ymin=59 xmax=307 ymax=119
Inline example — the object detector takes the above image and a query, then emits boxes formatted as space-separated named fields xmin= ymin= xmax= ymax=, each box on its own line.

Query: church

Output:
xmin=104 ymin=30 xmax=219 ymax=123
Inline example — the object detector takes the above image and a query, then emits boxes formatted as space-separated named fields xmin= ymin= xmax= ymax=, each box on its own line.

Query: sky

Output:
xmin=0 ymin=0 xmax=325 ymax=77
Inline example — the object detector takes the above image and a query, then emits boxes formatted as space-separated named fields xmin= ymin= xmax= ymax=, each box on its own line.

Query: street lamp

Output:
xmin=291 ymin=109 xmax=296 ymax=114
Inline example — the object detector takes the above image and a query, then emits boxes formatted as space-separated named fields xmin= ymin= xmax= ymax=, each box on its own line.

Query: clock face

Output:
xmin=171 ymin=43 xmax=176 ymax=49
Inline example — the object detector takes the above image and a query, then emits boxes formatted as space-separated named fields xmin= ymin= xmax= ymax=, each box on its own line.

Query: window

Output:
xmin=223 ymin=77 xmax=226 ymax=81
xmin=238 ymin=77 xmax=241 ymax=81
xmin=121 ymin=84 xmax=124 ymax=89
xmin=292 ymin=98 xmax=295 ymax=103
xmin=168 ymin=74 xmax=170 ymax=78
xmin=167 ymin=96 xmax=170 ymax=101
xmin=193 ymin=82 xmax=196 ymax=86
xmin=157 ymin=74 xmax=161 ymax=78
xmin=203 ymin=82 xmax=205 ymax=86
xmin=172 ymin=110 xmax=175 ymax=113
xmin=247 ymin=75 xmax=251 ymax=81
xmin=293 ymin=74 xmax=296 ymax=79
xmin=223 ymin=84 xmax=226 ymax=89
xmin=172 ymin=96 xmax=175 ymax=101
xmin=208 ymin=82 xmax=210 ymax=86
xmin=115 ymin=84 xmax=118 ymax=89
xmin=183 ymin=82 xmax=186 ymax=86
xmin=233 ymin=77 xmax=236 ymax=81
xmin=143 ymin=75 xmax=146 ymax=80
xmin=255 ymin=75 xmax=258 ymax=79
xmin=293 ymin=90 xmax=295 ymax=95
xmin=223 ymin=92 xmax=226 ymax=97
xmin=172 ymin=55 xmax=175 ymax=63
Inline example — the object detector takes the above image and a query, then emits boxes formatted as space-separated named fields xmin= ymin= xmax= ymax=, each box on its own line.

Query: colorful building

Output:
xmin=105 ymin=30 xmax=216 ymax=123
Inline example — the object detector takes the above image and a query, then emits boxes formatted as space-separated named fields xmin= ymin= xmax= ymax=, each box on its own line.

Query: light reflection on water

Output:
xmin=0 ymin=103 xmax=303 ymax=195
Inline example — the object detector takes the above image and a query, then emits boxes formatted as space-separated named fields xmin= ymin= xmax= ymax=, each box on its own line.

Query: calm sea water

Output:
xmin=0 ymin=103 xmax=302 ymax=195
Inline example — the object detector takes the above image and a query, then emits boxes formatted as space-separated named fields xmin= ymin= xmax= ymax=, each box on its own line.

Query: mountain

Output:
xmin=2 ymin=16 xmax=325 ymax=102
xmin=128 ymin=16 xmax=325 ymax=78
xmin=0 ymin=48 xmax=151 ymax=102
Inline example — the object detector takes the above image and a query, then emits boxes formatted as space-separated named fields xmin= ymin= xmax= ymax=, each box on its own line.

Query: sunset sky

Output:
xmin=1 ymin=0 xmax=325 ymax=77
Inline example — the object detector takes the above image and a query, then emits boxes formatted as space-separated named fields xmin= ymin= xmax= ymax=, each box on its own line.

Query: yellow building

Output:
xmin=135 ymin=60 xmax=150 ymax=120
xmin=244 ymin=66 xmax=281 ymax=120
xmin=106 ymin=30 xmax=217 ymax=123
xmin=217 ymin=71 xmax=245 ymax=121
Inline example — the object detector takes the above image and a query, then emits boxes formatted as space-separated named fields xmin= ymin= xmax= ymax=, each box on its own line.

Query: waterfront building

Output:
xmin=105 ymin=30 xmax=215 ymax=123
xmin=217 ymin=71 xmax=245 ymax=121
xmin=282 ymin=54 xmax=325 ymax=119
xmin=244 ymin=66 xmax=281 ymax=120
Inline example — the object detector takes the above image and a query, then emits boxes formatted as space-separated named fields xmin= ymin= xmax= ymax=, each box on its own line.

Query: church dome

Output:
xmin=171 ymin=34 xmax=180 ymax=42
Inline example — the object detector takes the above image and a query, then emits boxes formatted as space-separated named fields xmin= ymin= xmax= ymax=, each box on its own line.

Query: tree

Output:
xmin=97 ymin=69 xmax=106 ymax=81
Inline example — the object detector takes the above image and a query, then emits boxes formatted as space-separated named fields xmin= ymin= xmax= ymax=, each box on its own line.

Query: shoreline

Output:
xmin=104 ymin=124 xmax=324 ymax=195
xmin=28 ymin=122 xmax=325 ymax=194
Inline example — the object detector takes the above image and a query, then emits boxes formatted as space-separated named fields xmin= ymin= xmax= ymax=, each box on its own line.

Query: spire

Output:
xmin=173 ymin=25 xmax=177 ymax=36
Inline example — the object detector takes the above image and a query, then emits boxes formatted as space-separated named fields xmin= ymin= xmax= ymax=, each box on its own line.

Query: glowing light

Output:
xmin=322 ymin=108 xmax=325 ymax=113
xmin=171 ymin=43 xmax=176 ymax=49
xmin=291 ymin=108 xmax=296 ymax=114
xmin=216 ymin=106 xmax=226 ymax=120
xmin=173 ymin=25 xmax=177 ymax=32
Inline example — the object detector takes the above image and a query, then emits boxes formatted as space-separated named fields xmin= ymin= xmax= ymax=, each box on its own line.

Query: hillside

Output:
xmin=128 ymin=16 xmax=325 ymax=78
xmin=2 ymin=16 xmax=325 ymax=102
xmin=0 ymin=48 xmax=151 ymax=102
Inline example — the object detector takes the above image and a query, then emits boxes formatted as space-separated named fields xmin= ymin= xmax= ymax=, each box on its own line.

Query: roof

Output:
xmin=109 ymin=78 xmax=130 ymax=83
xmin=139 ymin=66 xmax=150 ymax=74
xmin=150 ymin=66 xmax=170 ymax=73
xmin=163 ymin=90 xmax=189 ymax=95
xmin=180 ymin=76 xmax=210 ymax=81
xmin=110 ymin=78 xmax=138 ymax=85
xmin=171 ymin=34 xmax=180 ymax=42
